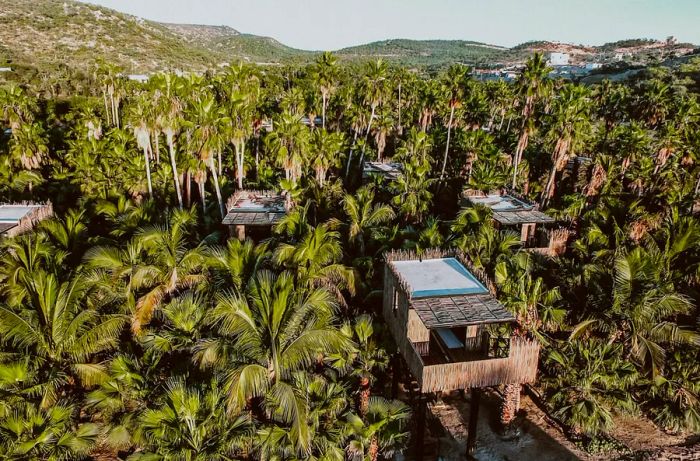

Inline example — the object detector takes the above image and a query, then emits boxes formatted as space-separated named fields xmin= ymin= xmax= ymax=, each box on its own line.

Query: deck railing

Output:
xmin=404 ymin=339 xmax=426 ymax=384
xmin=418 ymin=338 xmax=539 ymax=393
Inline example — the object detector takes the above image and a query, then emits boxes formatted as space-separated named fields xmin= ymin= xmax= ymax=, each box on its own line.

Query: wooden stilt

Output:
xmin=391 ymin=354 xmax=400 ymax=399
xmin=466 ymin=388 xmax=480 ymax=458
xmin=415 ymin=393 xmax=426 ymax=460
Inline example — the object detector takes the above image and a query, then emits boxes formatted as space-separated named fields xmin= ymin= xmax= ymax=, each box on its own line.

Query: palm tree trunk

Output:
xmin=369 ymin=436 xmax=379 ymax=461
xmin=154 ymin=132 xmax=160 ymax=164
xmin=102 ymin=91 xmax=110 ymax=125
xmin=500 ymin=383 xmax=521 ymax=427
xmin=511 ymin=128 xmax=529 ymax=190
xmin=359 ymin=376 xmax=371 ymax=416
xmin=358 ymin=107 xmax=376 ymax=171
xmin=143 ymin=146 xmax=153 ymax=196
xmin=440 ymin=105 xmax=456 ymax=180
xmin=542 ymin=164 xmax=558 ymax=208
xmin=322 ymin=92 xmax=327 ymax=130
xmin=235 ymin=141 xmax=245 ymax=189
xmin=198 ymin=177 xmax=206 ymax=210
xmin=166 ymin=135 xmax=183 ymax=209
xmin=345 ymin=129 xmax=360 ymax=179
xmin=397 ymin=82 xmax=403 ymax=134
xmin=209 ymin=156 xmax=225 ymax=219
xmin=185 ymin=171 xmax=191 ymax=207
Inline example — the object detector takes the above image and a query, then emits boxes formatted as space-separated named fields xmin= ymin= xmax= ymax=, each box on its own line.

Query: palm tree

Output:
xmin=391 ymin=158 xmax=434 ymax=224
xmin=311 ymin=128 xmax=345 ymax=187
xmin=273 ymin=223 xmax=357 ymax=301
xmin=187 ymin=93 xmax=227 ymax=218
xmin=545 ymin=339 xmax=638 ymax=437
xmin=341 ymin=186 xmax=395 ymax=257
xmin=127 ymin=92 xmax=155 ymax=196
xmin=512 ymin=53 xmax=552 ymax=190
xmin=129 ymin=209 xmax=206 ymax=334
xmin=357 ymin=60 xmax=389 ymax=168
xmin=267 ymin=112 xmax=310 ymax=182
xmin=329 ymin=315 xmax=388 ymax=416
xmin=8 ymin=123 xmax=48 ymax=173
xmin=220 ymin=63 xmax=261 ymax=190
xmin=346 ymin=397 xmax=411 ymax=461
xmin=439 ymin=64 xmax=471 ymax=180
xmin=206 ymin=238 xmax=270 ymax=293
xmin=0 ymin=270 xmax=127 ymax=407
xmin=573 ymin=247 xmax=700 ymax=376
xmin=0 ymin=402 xmax=100 ymax=460
xmin=132 ymin=379 xmax=252 ymax=460
xmin=311 ymin=51 xmax=340 ymax=129
xmin=194 ymin=270 xmax=350 ymax=455
xmin=541 ymin=84 xmax=592 ymax=207
xmin=152 ymin=73 xmax=185 ymax=208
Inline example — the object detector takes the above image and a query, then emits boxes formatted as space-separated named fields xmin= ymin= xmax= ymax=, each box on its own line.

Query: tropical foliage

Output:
xmin=1 ymin=51 xmax=700 ymax=459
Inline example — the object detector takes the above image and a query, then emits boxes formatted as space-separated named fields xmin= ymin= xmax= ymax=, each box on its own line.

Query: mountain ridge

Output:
xmin=0 ymin=0 xmax=696 ymax=72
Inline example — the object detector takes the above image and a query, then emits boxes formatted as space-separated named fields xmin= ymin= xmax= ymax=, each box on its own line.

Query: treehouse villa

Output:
xmin=362 ymin=161 xmax=403 ymax=182
xmin=383 ymin=250 xmax=540 ymax=457
xmin=462 ymin=190 xmax=569 ymax=256
xmin=0 ymin=202 xmax=53 ymax=238
xmin=222 ymin=190 xmax=287 ymax=241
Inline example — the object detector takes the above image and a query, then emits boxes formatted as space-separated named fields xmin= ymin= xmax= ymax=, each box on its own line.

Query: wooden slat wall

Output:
xmin=383 ymin=266 xmax=425 ymax=383
xmin=419 ymin=338 xmax=540 ymax=393
xmin=3 ymin=202 xmax=53 ymax=238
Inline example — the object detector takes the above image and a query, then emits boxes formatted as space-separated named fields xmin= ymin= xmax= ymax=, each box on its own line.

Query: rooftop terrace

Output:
xmin=391 ymin=258 xmax=488 ymax=298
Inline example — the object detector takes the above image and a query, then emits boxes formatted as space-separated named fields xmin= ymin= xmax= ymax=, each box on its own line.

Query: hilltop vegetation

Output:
xmin=0 ymin=0 xmax=695 ymax=75
xmin=336 ymin=39 xmax=516 ymax=68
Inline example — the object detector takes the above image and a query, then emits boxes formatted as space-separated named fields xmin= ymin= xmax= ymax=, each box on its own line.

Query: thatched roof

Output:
xmin=492 ymin=209 xmax=555 ymax=225
xmin=463 ymin=191 xmax=555 ymax=225
xmin=362 ymin=161 xmax=403 ymax=180
xmin=222 ymin=190 xmax=286 ymax=227
xmin=411 ymin=294 xmax=514 ymax=328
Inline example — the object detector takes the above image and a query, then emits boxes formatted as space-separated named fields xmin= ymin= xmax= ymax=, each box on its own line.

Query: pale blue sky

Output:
xmin=82 ymin=0 xmax=699 ymax=50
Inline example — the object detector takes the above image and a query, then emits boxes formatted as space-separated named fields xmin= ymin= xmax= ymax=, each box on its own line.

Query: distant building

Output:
xmin=362 ymin=161 xmax=403 ymax=182
xmin=127 ymin=74 xmax=149 ymax=83
xmin=222 ymin=190 xmax=287 ymax=241
xmin=549 ymin=52 xmax=570 ymax=66
xmin=462 ymin=190 xmax=569 ymax=256
xmin=0 ymin=67 xmax=12 ymax=73
xmin=584 ymin=62 xmax=602 ymax=70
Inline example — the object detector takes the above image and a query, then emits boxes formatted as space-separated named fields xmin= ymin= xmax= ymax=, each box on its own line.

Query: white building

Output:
xmin=127 ymin=74 xmax=149 ymax=83
xmin=584 ymin=63 xmax=602 ymax=70
xmin=0 ymin=67 xmax=12 ymax=73
xmin=549 ymin=52 xmax=570 ymax=66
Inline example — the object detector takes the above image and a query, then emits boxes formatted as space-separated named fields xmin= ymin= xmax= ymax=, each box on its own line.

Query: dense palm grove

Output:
xmin=1 ymin=52 xmax=700 ymax=459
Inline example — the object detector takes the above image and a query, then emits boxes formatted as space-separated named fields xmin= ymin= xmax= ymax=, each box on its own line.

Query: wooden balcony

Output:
xmin=404 ymin=336 xmax=540 ymax=393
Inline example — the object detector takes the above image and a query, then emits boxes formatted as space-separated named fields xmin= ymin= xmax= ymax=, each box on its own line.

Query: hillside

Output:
xmin=336 ymin=39 xmax=516 ymax=68
xmin=0 ymin=0 xmax=696 ymax=73
xmin=159 ymin=23 xmax=310 ymax=64
xmin=0 ymin=0 xmax=311 ymax=72
xmin=0 ymin=0 xmax=220 ymax=72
